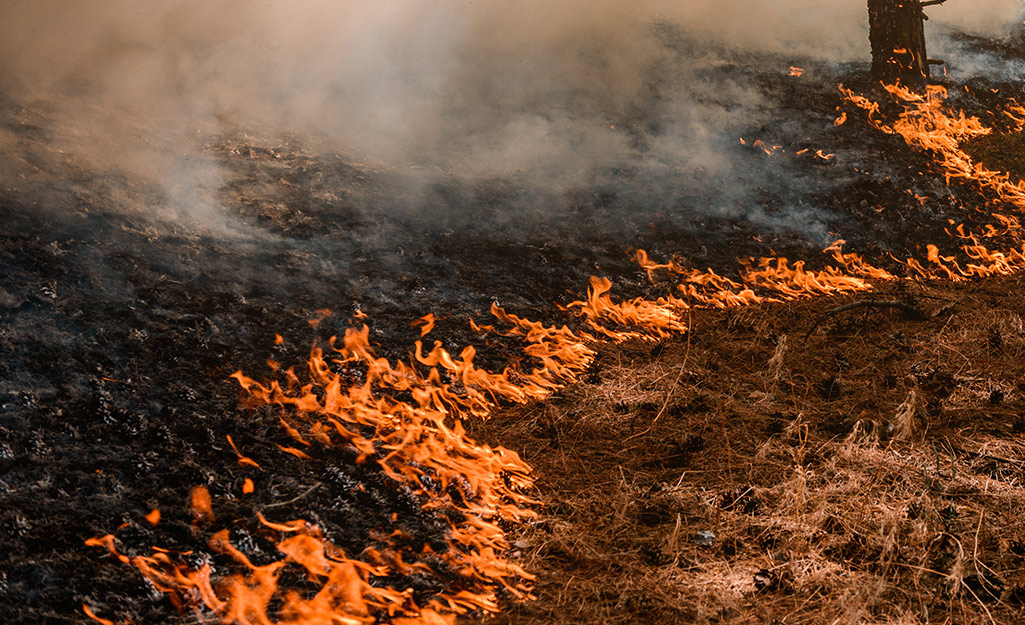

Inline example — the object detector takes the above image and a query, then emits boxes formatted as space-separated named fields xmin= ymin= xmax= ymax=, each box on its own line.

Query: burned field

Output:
xmin=4 ymin=12 xmax=1025 ymax=625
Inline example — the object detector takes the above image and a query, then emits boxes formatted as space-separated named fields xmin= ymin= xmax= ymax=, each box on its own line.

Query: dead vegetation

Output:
xmin=469 ymin=274 xmax=1025 ymax=624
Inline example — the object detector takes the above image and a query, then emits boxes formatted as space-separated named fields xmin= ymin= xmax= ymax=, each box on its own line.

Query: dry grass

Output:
xmin=468 ymin=274 xmax=1025 ymax=624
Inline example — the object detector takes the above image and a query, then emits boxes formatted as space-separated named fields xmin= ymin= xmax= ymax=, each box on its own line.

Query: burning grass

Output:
xmin=474 ymin=274 xmax=1025 ymax=624
xmin=78 ymin=51 xmax=1025 ymax=625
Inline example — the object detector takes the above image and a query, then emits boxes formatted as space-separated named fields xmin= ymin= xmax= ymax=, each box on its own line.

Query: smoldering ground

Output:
xmin=3 ymin=3 xmax=1025 ymax=624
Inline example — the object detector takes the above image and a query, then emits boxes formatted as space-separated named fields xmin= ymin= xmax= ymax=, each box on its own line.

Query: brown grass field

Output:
xmin=470 ymin=273 xmax=1025 ymax=624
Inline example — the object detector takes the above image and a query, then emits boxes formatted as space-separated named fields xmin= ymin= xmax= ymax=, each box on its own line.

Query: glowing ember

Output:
xmin=189 ymin=486 xmax=215 ymax=525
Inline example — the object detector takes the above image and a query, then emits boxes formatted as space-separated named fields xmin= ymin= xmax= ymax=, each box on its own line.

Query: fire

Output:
xmin=564 ymin=276 xmax=687 ymax=340
xmin=839 ymin=82 xmax=1025 ymax=280
xmin=308 ymin=308 xmax=333 ymax=329
xmin=88 ymin=71 xmax=1025 ymax=625
xmin=83 ymin=604 xmax=116 ymax=625
xmin=90 ymin=302 xmax=606 ymax=624
xmin=413 ymin=313 xmax=436 ymax=336
xmin=740 ymin=137 xmax=786 ymax=156
xmin=86 ymin=524 xmax=445 ymax=625
xmin=189 ymin=486 xmax=215 ymax=525
xmin=841 ymin=83 xmax=1025 ymax=206
xmin=632 ymin=242 xmax=883 ymax=309
xmin=633 ymin=82 xmax=1025 ymax=307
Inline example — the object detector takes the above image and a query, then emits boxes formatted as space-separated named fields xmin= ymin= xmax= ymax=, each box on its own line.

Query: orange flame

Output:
xmin=840 ymin=82 xmax=1025 ymax=281
xmin=92 ymin=301 xmax=606 ymax=623
xmin=83 ymin=604 xmax=115 ymax=625
xmin=413 ymin=313 xmax=436 ymax=336
xmin=90 ymin=78 xmax=1025 ymax=625
xmin=564 ymin=276 xmax=687 ymax=340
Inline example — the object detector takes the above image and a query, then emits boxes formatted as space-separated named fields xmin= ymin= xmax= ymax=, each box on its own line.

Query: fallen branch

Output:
xmin=804 ymin=300 xmax=928 ymax=339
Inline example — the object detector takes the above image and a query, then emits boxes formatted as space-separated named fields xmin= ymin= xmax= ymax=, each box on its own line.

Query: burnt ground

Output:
xmin=3 ymin=27 xmax=1025 ymax=625
xmin=472 ymin=273 xmax=1025 ymax=624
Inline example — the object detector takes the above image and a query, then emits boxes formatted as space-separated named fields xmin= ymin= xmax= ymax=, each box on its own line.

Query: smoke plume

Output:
xmin=1 ymin=1 xmax=1022 ymax=239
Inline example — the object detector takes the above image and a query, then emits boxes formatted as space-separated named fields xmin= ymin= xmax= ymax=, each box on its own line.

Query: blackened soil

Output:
xmin=0 ymin=205 xmax=466 ymax=624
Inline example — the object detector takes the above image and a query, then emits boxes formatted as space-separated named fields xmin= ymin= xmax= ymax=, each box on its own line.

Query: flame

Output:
xmin=226 ymin=434 xmax=262 ymax=469
xmin=564 ymin=276 xmax=687 ymax=340
xmin=839 ymin=82 xmax=1025 ymax=280
xmin=632 ymin=242 xmax=884 ymax=309
xmin=414 ymin=313 xmax=436 ymax=336
xmin=90 ymin=302 xmax=606 ymax=624
xmin=83 ymin=604 xmax=115 ymax=625
xmin=87 ymin=525 xmax=445 ymax=625
xmin=308 ymin=308 xmax=333 ymax=329
xmin=840 ymin=83 xmax=1025 ymax=204
xmin=752 ymin=138 xmax=784 ymax=156
xmin=90 ymin=77 xmax=1025 ymax=625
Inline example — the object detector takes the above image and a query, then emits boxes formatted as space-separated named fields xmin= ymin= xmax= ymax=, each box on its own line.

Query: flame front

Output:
xmin=87 ymin=76 xmax=1025 ymax=625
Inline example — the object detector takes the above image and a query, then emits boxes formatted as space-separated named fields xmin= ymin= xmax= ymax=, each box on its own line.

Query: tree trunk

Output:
xmin=868 ymin=0 xmax=930 ymax=88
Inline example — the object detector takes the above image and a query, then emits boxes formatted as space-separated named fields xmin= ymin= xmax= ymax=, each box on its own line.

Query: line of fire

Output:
xmin=4 ymin=2 xmax=1025 ymax=624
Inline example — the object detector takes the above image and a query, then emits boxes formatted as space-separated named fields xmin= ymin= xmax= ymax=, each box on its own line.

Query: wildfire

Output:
xmin=564 ymin=276 xmax=687 ymax=340
xmin=840 ymin=82 xmax=1025 ymax=279
xmin=87 ymin=72 xmax=1025 ymax=625
xmin=88 ymin=302 xmax=605 ymax=625
xmin=632 ymin=243 xmax=881 ymax=310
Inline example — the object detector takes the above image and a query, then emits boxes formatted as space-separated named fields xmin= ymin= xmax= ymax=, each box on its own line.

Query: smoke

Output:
xmin=928 ymin=0 xmax=1025 ymax=81
xmin=0 ymin=1 xmax=869 ymax=167
xmin=932 ymin=0 xmax=1024 ymax=37
xmin=1 ymin=1 xmax=1022 ymax=241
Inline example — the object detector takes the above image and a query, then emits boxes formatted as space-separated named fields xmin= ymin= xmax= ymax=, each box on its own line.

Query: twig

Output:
xmin=259 ymin=482 xmax=323 ymax=510
xmin=804 ymin=300 xmax=928 ymax=339
xmin=625 ymin=308 xmax=692 ymax=442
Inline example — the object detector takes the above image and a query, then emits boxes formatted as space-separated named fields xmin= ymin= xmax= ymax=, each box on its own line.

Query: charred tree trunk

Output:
xmin=868 ymin=0 xmax=941 ymax=89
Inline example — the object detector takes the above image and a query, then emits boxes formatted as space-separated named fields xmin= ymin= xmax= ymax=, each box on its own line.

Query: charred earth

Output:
xmin=3 ymin=14 xmax=1025 ymax=625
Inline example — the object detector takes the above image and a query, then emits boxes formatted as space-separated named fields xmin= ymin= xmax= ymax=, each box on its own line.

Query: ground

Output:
xmin=472 ymin=273 xmax=1025 ymax=624
xmin=4 ymin=23 xmax=1025 ymax=625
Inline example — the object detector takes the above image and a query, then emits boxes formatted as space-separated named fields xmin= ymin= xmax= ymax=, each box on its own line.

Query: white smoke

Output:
xmin=0 ymin=1 xmax=1021 ymax=237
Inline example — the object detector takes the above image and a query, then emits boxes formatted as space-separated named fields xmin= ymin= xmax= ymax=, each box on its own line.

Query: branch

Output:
xmin=804 ymin=300 xmax=928 ymax=339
